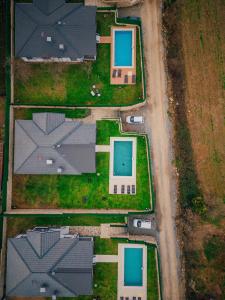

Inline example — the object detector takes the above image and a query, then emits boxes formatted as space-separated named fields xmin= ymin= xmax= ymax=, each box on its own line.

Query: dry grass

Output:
xmin=181 ymin=0 xmax=225 ymax=213
xmin=164 ymin=0 xmax=225 ymax=298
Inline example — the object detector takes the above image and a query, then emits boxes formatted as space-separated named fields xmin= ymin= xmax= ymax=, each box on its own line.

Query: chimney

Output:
xmin=59 ymin=44 xmax=64 ymax=51
xmin=46 ymin=36 xmax=52 ymax=42
xmin=46 ymin=159 xmax=53 ymax=165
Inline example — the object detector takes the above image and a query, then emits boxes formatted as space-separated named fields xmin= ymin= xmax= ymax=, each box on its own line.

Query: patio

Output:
xmin=99 ymin=25 xmax=137 ymax=85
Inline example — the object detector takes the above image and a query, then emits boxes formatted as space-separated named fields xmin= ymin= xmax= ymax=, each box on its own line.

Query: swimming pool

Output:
xmin=114 ymin=30 xmax=133 ymax=67
xmin=124 ymin=247 xmax=143 ymax=286
xmin=113 ymin=141 xmax=133 ymax=176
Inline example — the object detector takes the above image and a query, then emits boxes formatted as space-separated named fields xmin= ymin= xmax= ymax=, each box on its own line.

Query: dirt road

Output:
xmin=139 ymin=1 xmax=183 ymax=299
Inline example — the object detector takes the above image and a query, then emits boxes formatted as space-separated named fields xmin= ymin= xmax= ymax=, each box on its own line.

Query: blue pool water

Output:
xmin=114 ymin=30 xmax=133 ymax=67
xmin=113 ymin=141 xmax=133 ymax=176
xmin=124 ymin=248 xmax=143 ymax=286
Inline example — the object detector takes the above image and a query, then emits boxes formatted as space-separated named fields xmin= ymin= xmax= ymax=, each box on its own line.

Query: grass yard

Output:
xmin=14 ymin=12 xmax=143 ymax=106
xmin=6 ymin=217 xmax=159 ymax=300
xmin=13 ymin=107 xmax=90 ymax=119
xmin=12 ymin=120 xmax=151 ymax=210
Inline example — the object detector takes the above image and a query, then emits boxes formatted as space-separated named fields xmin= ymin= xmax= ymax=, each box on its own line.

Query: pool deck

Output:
xmin=117 ymin=243 xmax=147 ymax=300
xmin=111 ymin=26 xmax=137 ymax=85
xmin=109 ymin=137 xmax=137 ymax=195
xmin=99 ymin=26 xmax=137 ymax=85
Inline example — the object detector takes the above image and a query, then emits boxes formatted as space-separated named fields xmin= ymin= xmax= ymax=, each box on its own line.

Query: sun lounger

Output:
xmin=90 ymin=90 xmax=95 ymax=96
xmin=114 ymin=185 xmax=117 ymax=194
xmin=118 ymin=69 xmax=122 ymax=77
xmin=133 ymin=297 xmax=137 ymax=300
xmin=112 ymin=69 xmax=117 ymax=78
xmin=132 ymin=185 xmax=135 ymax=194
xmin=127 ymin=185 xmax=130 ymax=194
xmin=120 ymin=297 xmax=124 ymax=300
xmin=124 ymin=75 xmax=128 ymax=84
xmin=132 ymin=74 xmax=136 ymax=83
xmin=125 ymin=298 xmax=129 ymax=300
xmin=138 ymin=297 xmax=141 ymax=300
xmin=121 ymin=185 xmax=125 ymax=194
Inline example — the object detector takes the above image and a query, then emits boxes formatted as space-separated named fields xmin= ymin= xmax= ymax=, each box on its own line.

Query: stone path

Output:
xmin=95 ymin=255 xmax=118 ymax=263
xmin=100 ymin=223 xmax=128 ymax=238
xmin=100 ymin=36 xmax=112 ymax=44
xmin=95 ymin=145 xmax=110 ymax=152
xmin=69 ymin=226 xmax=101 ymax=236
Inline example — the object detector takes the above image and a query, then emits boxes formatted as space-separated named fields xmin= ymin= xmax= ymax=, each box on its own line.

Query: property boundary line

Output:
xmin=13 ymin=9 xmax=147 ymax=108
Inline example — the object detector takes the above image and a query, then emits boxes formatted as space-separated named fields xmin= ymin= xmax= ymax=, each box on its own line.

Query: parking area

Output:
xmin=127 ymin=214 xmax=156 ymax=236
xmin=120 ymin=110 xmax=145 ymax=133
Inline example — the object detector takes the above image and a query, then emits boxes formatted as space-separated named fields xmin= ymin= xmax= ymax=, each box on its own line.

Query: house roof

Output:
xmin=14 ymin=113 xmax=96 ymax=174
xmin=15 ymin=0 xmax=97 ymax=60
xmin=6 ymin=228 xmax=93 ymax=297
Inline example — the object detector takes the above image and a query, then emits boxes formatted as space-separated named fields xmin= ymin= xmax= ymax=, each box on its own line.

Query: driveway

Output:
xmin=119 ymin=1 xmax=183 ymax=299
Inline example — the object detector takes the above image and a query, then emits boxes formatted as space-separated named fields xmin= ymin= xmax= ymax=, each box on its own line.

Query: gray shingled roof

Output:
xmin=6 ymin=228 xmax=93 ymax=297
xmin=14 ymin=113 xmax=96 ymax=174
xmin=15 ymin=0 xmax=96 ymax=60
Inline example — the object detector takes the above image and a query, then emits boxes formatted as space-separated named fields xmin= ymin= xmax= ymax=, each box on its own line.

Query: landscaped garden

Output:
xmin=12 ymin=120 xmax=152 ymax=210
xmin=14 ymin=12 xmax=144 ymax=106
xmin=6 ymin=216 xmax=159 ymax=300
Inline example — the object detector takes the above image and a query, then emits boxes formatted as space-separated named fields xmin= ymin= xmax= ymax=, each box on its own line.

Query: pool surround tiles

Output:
xmin=109 ymin=137 xmax=137 ymax=195
xmin=117 ymin=243 xmax=147 ymax=300
xmin=110 ymin=26 xmax=137 ymax=85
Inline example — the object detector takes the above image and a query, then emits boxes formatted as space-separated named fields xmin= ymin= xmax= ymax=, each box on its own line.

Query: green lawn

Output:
xmin=14 ymin=107 xmax=90 ymax=119
xmin=12 ymin=120 xmax=151 ymax=210
xmin=14 ymin=12 xmax=143 ymax=106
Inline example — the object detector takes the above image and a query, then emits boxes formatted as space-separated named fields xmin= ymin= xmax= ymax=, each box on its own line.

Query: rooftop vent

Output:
xmin=57 ymin=167 xmax=64 ymax=174
xmin=56 ymin=144 xmax=61 ymax=148
xmin=59 ymin=44 xmax=64 ymax=51
xmin=46 ymin=159 xmax=53 ymax=165
xmin=57 ymin=21 xmax=62 ymax=25
xmin=40 ymin=284 xmax=47 ymax=293
xmin=46 ymin=36 xmax=52 ymax=42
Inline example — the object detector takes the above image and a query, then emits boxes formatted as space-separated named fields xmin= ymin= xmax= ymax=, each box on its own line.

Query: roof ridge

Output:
xmin=14 ymin=121 xmax=38 ymax=172
xmin=9 ymin=239 xmax=32 ymax=273
xmin=52 ymin=237 xmax=80 ymax=272
xmin=55 ymin=26 xmax=81 ymax=58
xmin=55 ymin=121 xmax=82 ymax=145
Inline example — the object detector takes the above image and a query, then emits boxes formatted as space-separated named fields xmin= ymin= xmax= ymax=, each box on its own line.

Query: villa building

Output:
xmin=15 ymin=0 xmax=97 ymax=62
xmin=14 ymin=113 xmax=96 ymax=175
xmin=6 ymin=227 xmax=94 ymax=298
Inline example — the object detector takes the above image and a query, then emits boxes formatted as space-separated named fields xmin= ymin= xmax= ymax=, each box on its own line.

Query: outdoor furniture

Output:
xmin=132 ymin=74 xmax=136 ymax=83
xmin=90 ymin=90 xmax=95 ymax=96
xmin=133 ymin=297 xmax=137 ymax=300
xmin=132 ymin=185 xmax=135 ymax=194
xmin=120 ymin=297 xmax=124 ymax=300
xmin=118 ymin=69 xmax=122 ymax=77
xmin=125 ymin=298 xmax=129 ymax=300
xmin=114 ymin=185 xmax=117 ymax=194
xmin=121 ymin=185 xmax=125 ymax=194
xmin=124 ymin=75 xmax=128 ymax=84
xmin=138 ymin=297 xmax=141 ymax=300
xmin=112 ymin=69 xmax=117 ymax=77
xmin=127 ymin=185 xmax=130 ymax=194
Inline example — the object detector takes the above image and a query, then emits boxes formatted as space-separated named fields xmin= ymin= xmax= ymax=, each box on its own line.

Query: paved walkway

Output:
xmin=95 ymin=255 xmax=118 ymax=263
xmin=100 ymin=36 xmax=112 ymax=44
xmin=95 ymin=145 xmax=110 ymax=152
xmin=100 ymin=223 xmax=128 ymax=238
xmin=69 ymin=226 xmax=101 ymax=236
xmin=5 ymin=208 xmax=139 ymax=214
